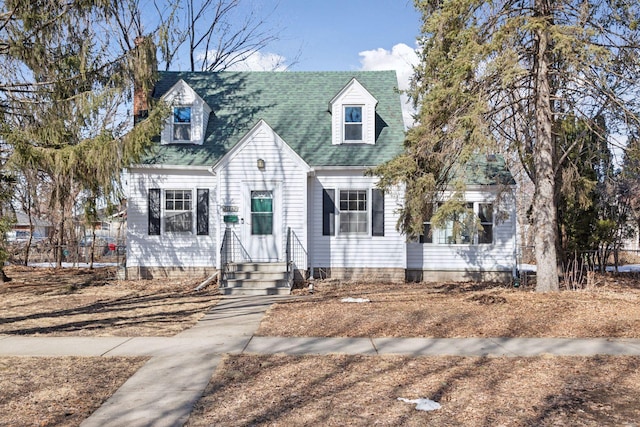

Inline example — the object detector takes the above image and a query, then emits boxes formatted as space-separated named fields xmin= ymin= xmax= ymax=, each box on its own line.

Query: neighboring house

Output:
xmin=6 ymin=209 xmax=51 ymax=242
xmin=125 ymin=70 xmax=517 ymax=284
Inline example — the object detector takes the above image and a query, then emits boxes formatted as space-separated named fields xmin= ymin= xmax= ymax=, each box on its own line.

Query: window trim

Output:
xmin=322 ymin=187 xmax=385 ymax=238
xmin=172 ymin=106 xmax=192 ymax=143
xmin=147 ymin=188 xmax=211 ymax=236
xmin=343 ymin=105 xmax=364 ymax=143
xmin=250 ymin=190 xmax=274 ymax=236
xmin=338 ymin=189 xmax=368 ymax=235
xmin=164 ymin=189 xmax=194 ymax=234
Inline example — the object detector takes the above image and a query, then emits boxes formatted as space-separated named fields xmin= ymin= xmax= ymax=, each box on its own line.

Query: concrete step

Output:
xmin=233 ymin=262 xmax=288 ymax=273
xmin=227 ymin=271 xmax=288 ymax=281
xmin=225 ymin=278 xmax=289 ymax=289
xmin=221 ymin=262 xmax=290 ymax=296
xmin=220 ymin=286 xmax=291 ymax=296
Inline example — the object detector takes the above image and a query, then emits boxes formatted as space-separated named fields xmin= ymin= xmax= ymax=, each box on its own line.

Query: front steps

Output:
xmin=220 ymin=262 xmax=291 ymax=295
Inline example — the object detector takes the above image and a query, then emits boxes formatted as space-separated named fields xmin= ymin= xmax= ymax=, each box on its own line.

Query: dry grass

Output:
xmin=4 ymin=267 xmax=640 ymax=426
xmin=0 ymin=356 xmax=147 ymax=427
xmin=257 ymin=278 xmax=640 ymax=338
xmin=187 ymin=354 xmax=640 ymax=426
xmin=0 ymin=265 xmax=220 ymax=336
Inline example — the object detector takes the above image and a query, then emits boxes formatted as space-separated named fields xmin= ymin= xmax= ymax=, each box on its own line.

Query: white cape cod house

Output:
xmin=125 ymin=71 xmax=517 ymax=291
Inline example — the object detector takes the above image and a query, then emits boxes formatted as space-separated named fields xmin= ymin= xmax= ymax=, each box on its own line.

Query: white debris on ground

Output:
xmin=397 ymin=397 xmax=442 ymax=411
xmin=340 ymin=297 xmax=370 ymax=303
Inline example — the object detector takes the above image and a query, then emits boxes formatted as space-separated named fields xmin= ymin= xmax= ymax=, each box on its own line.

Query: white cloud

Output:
xmin=225 ymin=50 xmax=288 ymax=71
xmin=358 ymin=43 xmax=419 ymax=128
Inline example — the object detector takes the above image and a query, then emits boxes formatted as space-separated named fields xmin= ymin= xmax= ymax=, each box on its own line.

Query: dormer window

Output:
xmin=330 ymin=78 xmax=378 ymax=145
xmin=344 ymin=106 xmax=363 ymax=141
xmin=173 ymin=106 xmax=192 ymax=142
xmin=160 ymin=80 xmax=211 ymax=145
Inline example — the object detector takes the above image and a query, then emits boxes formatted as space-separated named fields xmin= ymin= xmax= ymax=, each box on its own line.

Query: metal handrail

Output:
xmin=286 ymin=227 xmax=308 ymax=287
xmin=219 ymin=227 xmax=252 ymax=286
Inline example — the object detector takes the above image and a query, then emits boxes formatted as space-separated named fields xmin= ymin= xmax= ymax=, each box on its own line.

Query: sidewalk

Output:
xmin=1 ymin=294 xmax=640 ymax=426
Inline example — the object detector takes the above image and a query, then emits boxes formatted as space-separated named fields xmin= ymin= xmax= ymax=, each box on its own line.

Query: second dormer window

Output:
xmin=173 ymin=106 xmax=192 ymax=141
xmin=344 ymin=106 xmax=363 ymax=141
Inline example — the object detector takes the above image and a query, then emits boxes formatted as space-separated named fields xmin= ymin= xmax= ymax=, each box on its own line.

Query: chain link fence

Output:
xmin=8 ymin=239 xmax=126 ymax=268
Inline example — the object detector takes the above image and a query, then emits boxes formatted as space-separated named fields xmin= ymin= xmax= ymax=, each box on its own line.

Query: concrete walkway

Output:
xmin=1 ymin=295 xmax=640 ymax=426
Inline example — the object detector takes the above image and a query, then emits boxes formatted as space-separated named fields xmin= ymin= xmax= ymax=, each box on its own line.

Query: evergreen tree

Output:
xmin=373 ymin=0 xmax=640 ymax=291
xmin=0 ymin=0 xmax=165 ymax=267
xmin=0 ymin=140 xmax=14 ymax=282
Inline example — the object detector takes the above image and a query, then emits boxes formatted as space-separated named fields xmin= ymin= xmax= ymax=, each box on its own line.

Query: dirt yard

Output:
xmin=257 ymin=278 xmax=640 ymax=338
xmin=0 ymin=356 xmax=147 ymax=427
xmin=0 ymin=265 xmax=220 ymax=336
xmin=2 ymin=266 xmax=640 ymax=426
xmin=186 ymin=354 xmax=640 ymax=426
xmin=0 ymin=265 xmax=220 ymax=426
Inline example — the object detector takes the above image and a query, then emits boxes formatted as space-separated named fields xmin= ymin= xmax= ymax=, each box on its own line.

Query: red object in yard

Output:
xmin=108 ymin=242 xmax=116 ymax=252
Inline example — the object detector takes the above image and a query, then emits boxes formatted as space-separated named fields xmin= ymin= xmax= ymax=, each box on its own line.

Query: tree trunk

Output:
xmin=0 ymin=267 xmax=9 ymax=283
xmin=56 ymin=215 xmax=64 ymax=269
xmin=89 ymin=226 xmax=96 ymax=269
xmin=532 ymin=0 xmax=560 ymax=292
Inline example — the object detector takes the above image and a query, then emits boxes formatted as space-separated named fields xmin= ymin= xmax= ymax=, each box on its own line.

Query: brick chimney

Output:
xmin=133 ymin=36 xmax=156 ymax=124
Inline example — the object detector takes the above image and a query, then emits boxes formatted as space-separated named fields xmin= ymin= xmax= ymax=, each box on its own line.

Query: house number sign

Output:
xmin=222 ymin=205 xmax=239 ymax=213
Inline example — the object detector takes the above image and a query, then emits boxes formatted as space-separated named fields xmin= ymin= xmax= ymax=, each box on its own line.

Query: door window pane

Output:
xmin=251 ymin=191 xmax=273 ymax=235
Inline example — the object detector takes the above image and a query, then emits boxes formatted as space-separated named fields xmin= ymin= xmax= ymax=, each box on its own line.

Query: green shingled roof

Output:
xmin=456 ymin=154 xmax=516 ymax=186
xmin=142 ymin=71 xmax=406 ymax=167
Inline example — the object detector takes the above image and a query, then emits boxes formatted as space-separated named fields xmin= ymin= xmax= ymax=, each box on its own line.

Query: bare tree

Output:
xmin=110 ymin=0 xmax=283 ymax=72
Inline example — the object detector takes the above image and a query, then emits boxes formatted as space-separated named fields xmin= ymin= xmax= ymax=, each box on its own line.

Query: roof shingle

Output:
xmin=143 ymin=71 xmax=406 ymax=167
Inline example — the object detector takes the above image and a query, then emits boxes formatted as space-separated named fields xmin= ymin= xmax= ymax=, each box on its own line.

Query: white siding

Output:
xmin=330 ymin=79 xmax=377 ymax=145
xmin=309 ymin=170 xmax=406 ymax=269
xmin=126 ymin=168 xmax=217 ymax=269
xmin=406 ymin=188 xmax=517 ymax=275
xmin=215 ymin=123 xmax=309 ymax=265
xmin=160 ymin=80 xmax=211 ymax=146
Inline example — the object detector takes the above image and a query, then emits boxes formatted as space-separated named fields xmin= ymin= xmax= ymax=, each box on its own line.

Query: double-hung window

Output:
xmin=148 ymin=188 xmax=209 ymax=235
xmin=344 ymin=106 xmax=363 ymax=142
xmin=339 ymin=190 xmax=368 ymax=235
xmin=164 ymin=190 xmax=193 ymax=233
xmin=322 ymin=188 xmax=384 ymax=237
xmin=173 ymin=106 xmax=192 ymax=141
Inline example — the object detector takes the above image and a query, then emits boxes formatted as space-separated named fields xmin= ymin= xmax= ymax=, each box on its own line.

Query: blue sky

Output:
xmin=263 ymin=0 xmax=421 ymax=72
xmin=238 ymin=0 xmax=422 ymax=125
xmin=161 ymin=1 xmax=422 ymax=125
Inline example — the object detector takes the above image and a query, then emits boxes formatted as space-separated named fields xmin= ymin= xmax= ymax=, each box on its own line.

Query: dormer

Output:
xmin=160 ymin=80 xmax=211 ymax=145
xmin=329 ymin=78 xmax=378 ymax=145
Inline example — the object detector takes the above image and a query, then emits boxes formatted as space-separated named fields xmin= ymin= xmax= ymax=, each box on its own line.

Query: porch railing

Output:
xmin=219 ymin=227 xmax=252 ymax=286
xmin=286 ymin=227 xmax=308 ymax=287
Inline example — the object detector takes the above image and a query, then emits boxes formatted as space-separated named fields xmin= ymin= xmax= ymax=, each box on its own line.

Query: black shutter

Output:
xmin=372 ymin=189 xmax=384 ymax=236
xmin=148 ymin=188 xmax=161 ymax=235
xmin=196 ymin=189 xmax=209 ymax=235
xmin=419 ymin=223 xmax=432 ymax=243
xmin=322 ymin=188 xmax=335 ymax=236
